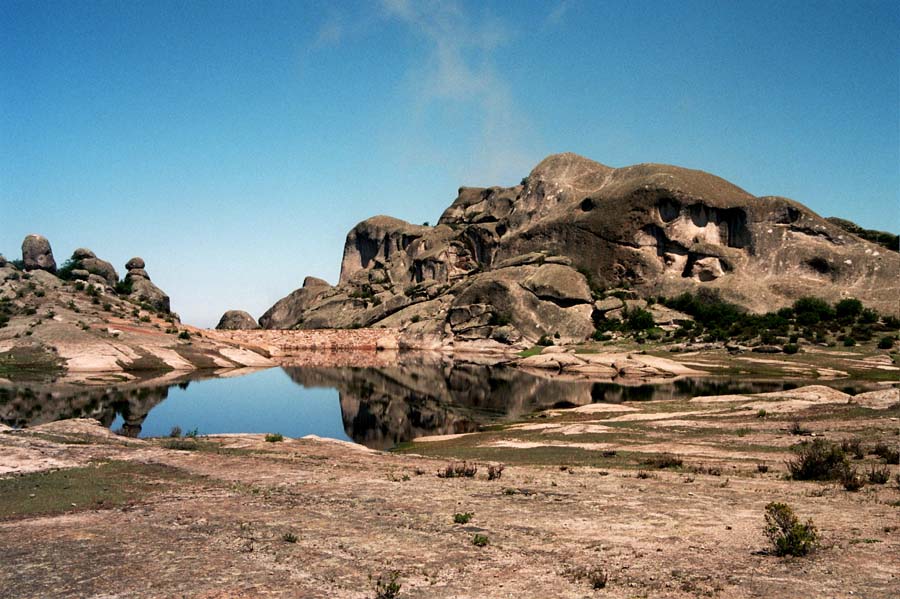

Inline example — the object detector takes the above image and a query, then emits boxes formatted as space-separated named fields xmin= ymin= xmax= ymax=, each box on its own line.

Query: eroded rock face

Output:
xmin=216 ymin=310 xmax=260 ymax=330
xmin=260 ymin=153 xmax=899 ymax=342
xmin=22 ymin=234 xmax=56 ymax=273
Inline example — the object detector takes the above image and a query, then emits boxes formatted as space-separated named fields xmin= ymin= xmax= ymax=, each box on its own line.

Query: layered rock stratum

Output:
xmin=260 ymin=153 xmax=899 ymax=345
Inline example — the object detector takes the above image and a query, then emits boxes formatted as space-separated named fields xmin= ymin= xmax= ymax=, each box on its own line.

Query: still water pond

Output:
xmin=0 ymin=362 xmax=847 ymax=449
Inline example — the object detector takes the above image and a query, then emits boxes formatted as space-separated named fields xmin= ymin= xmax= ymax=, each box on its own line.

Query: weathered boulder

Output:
xmin=71 ymin=269 xmax=90 ymax=281
xmin=86 ymin=274 xmax=110 ymax=290
xmin=65 ymin=248 xmax=119 ymax=286
xmin=126 ymin=257 xmax=145 ymax=270
xmin=449 ymin=267 xmax=594 ymax=343
xmin=125 ymin=268 xmax=150 ymax=281
xmin=128 ymin=278 xmax=170 ymax=312
xmin=72 ymin=248 xmax=96 ymax=260
xmin=259 ymin=276 xmax=334 ymax=329
xmin=521 ymin=263 xmax=592 ymax=304
xmin=21 ymin=234 xmax=56 ymax=273
xmin=216 ymin=310 xmax=260 ymax=330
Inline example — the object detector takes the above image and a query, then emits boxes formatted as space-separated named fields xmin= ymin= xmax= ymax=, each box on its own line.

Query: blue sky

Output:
xmin=2 ymin=0 xmax=898 ymax=327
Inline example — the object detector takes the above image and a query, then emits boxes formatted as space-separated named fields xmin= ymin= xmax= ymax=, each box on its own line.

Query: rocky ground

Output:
xmin=0 ymin=257 xmax=272 ymax=380
xmin=1 ymin=382 xmax=897 ymax=599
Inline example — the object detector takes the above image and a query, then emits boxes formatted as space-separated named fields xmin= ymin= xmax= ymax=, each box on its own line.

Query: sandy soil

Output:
xmin=2 ymin=381 xmax=899 ymax=599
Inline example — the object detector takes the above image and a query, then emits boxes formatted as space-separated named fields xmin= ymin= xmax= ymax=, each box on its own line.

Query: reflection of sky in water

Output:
xmin=110 ymin=368 xmax=351 ymax=441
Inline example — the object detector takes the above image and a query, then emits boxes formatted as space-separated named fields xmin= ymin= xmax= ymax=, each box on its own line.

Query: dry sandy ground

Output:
xmin=1 ymin=403 xmax=899 ymax=599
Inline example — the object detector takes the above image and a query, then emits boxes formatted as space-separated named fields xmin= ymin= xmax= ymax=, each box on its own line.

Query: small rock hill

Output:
xmin=1 ymin=236 xmax=271 ymax=376
xmin=260 ymin=153 xmax=899 ymax=345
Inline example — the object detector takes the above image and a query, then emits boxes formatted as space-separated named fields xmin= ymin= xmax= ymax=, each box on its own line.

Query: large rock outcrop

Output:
xmin=260 ymin=153 xmax=899 ymax=344
xmin=21 ymin=234 xmax=56 ymax=273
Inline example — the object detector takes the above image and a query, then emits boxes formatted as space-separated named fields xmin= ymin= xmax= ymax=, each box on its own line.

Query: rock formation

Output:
xmin=125 ymin=256 xmax=170 ymax=312
xmin=21 ymin=234 xmax=56 ymax=273
xmin=258 ymin=276 xmax=333 ymax=329
xmin=1 ymin=238 xmax=272 ymax=375
xmin=216 ymin=310 xmax=260 ymax=330
xmin=261 ymin=153 xmax=900 ymax=344
xmin=70 ymin=248 xmax=119 ymax=286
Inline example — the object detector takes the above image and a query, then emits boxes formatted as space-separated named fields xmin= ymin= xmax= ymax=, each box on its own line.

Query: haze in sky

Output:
xmin=2 ymin=0 xmax=898 ymax=327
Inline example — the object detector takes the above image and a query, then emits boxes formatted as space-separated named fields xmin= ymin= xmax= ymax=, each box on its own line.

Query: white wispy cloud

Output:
xmin=378 ymin=0 xmax=535 ymax=185
xmin=545 ymin=0 xmax=571 ymax=27
xmin=313 ymin=13 xmax=344 ymax=48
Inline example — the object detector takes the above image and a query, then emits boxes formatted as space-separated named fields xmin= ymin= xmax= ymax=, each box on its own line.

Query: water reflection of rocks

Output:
xmin=2 ymin=358 xmax=812 ymax=449
xmin=1 ymin=379 xmax=178 ymax=437
xmin=282 ymin=359 xmax=800 ymax=449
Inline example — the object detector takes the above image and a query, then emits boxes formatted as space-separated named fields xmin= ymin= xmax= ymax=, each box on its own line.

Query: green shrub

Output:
xmin=162 ymin=438 xmax=198 ymax=451
xmin=591 ymin=330 xmax=612 ymax=341
xmin=843 ymin=337 xmax=857 ymax=347
xmin=372 ymin=571 xmax=401 ymax=599
xmin=536 ymin=335 xmax=554 ymax=346
xmin=488 ymin=311 xmax=511 ymax=327
xmin=793 ymin=297 xmax=835 ymax=325
xmin=859 ymin=308 xmax=879 ymax=324
xmin=282 ymin=531 xmax=298 ymax=543
xmin=764 ymin=502 xmax=818 ymax=556
xmin=834 ymin=298 xmax=863 ymax=320
xmin=574 ymin=565 xmax=609 ymax=589
xmin=872 ymin=442 xmax=900 ymax=465
xmin=643 ymin=453 xmax=683 ymax=469
xmin=472 ymin=534 xmax=489 ymax=547
xmin=840 ymin=466 xmax=865 ymax=491
xmin=878 ymin=336 xmax=896 ymax=350
xmin=626 ymin=308 xmax=655 ymax=331
xmin=55 ymin=257 xmax=80 ymax=281
xmin=437 ymin=462 xmax=477 ymax=478
xmin=787 ymin=439 xmax=847 ymax=480
xmin=178 ymin=331 xmax=190 ymax=340
xmin=453 ymin=512 xmax=473 ymax=524
xmin=840 ymin=437 xmax=864 ymax=460
xmin=783 ymin=343 xmax=799 ymax=354
xmin=867 ymin=465 xmax=890 ymax=484
xmin=169 ymin=426 xmax=182 ymax=438
xmin=265 ymin=433 xmax=284 ymax=443
xmin=114 ymin=279 xmax=133 ymax=295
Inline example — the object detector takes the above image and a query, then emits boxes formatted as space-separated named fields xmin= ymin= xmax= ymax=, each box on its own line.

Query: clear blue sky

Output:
xmin=2 ymin=0 xmax=898 ymax=327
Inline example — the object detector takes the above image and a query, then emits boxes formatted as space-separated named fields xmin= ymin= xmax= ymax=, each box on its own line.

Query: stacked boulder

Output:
xmin=74 ymin=248 xmax=118 ymax=286
xmin=67 ymin=247 xmax=119 ymax=289
xmin=21 ymin=234 xmax=56 ymax=273
xmin=125 ymin=257 xmax=171 ymax=312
